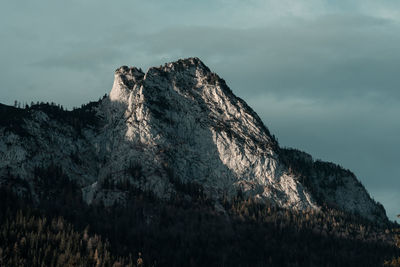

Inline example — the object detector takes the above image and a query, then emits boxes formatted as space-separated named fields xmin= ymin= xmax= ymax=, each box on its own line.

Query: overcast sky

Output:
xmin=1 ymin=0 xmax=399 ymax=221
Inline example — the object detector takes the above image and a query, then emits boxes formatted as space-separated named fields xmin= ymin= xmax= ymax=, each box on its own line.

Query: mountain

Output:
xmin=2 ymin=58 xmax=399 ymax=266
xmin=0 ymin=57 xmax=387 ymax=223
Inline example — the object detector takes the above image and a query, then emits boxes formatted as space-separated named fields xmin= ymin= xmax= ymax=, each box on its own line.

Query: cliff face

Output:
xmin=0 ymin=57 xmax=387 ymax=222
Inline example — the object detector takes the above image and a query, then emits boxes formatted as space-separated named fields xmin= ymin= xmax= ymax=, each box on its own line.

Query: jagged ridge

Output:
xmin=0 ymin=57 xmax=387 ymax=223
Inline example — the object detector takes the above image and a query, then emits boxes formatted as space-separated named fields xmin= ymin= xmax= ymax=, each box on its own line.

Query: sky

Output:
xmin=0 ymin=0 xmax=399 ymax=221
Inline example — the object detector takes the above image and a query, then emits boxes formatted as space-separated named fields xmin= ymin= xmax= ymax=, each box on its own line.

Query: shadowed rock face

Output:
xmin=0 ymin=57 xmax=387 ymax=222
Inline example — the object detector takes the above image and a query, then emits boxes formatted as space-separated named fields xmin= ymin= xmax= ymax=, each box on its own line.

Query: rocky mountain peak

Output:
xmin=0 ymin=58 xmax=388 ymax=223
xmin=110 ymin=66 xmax=144 ymax=103
xmin=162 ymin=57 xmax=210 ymax=72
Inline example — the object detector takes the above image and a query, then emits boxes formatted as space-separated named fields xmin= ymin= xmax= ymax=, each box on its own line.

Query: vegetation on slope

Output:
xmin=0 ymin=164 xmax=399 ymax=266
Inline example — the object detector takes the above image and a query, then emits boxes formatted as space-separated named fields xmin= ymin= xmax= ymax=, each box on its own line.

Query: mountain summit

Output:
xmin=0 ymin=57 xmax=387 ymax=222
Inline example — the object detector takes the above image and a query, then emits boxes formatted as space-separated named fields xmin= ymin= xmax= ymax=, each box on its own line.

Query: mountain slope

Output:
xmin=0 ymin=57 xmax=387 ymax=223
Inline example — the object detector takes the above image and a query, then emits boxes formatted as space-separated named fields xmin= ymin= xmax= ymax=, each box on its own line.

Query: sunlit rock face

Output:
xmin=0 ymin=58 xmax=387 ymax=222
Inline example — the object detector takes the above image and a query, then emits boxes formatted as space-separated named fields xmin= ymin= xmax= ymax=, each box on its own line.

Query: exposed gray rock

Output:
xmin=0 ymin=57 xmax=387 ymax=223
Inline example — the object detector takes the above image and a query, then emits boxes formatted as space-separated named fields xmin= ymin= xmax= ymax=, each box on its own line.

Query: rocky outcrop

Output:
xmin=0 ymin=58 xmax=387 ymax=223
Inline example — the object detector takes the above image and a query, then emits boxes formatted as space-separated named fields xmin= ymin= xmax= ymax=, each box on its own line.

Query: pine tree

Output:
xmin=137 ymin=252 xmax=144 ymax=267
xmin=384 ymin=214 xmax=400 ymax=266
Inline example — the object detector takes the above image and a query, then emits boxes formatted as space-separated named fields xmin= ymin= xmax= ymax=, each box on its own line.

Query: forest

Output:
xmin=1 ymin=163 xmax=400 ymax=266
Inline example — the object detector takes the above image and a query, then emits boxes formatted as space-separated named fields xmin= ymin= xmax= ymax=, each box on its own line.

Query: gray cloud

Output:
xmin=133 ymin=15 xmax=400 ymax=102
